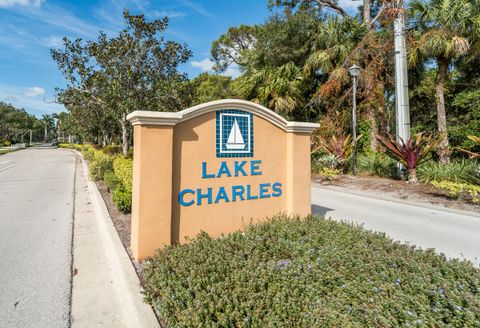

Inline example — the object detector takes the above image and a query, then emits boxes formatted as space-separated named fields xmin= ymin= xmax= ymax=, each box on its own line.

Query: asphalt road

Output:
xmin=0 ymin=146 xmax=76 ymax=328
xmin=312 ymin=184 xmax=480 ymax=267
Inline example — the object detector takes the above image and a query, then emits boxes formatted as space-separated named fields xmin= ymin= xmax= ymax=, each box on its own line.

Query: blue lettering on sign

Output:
xmin=178 ymin=160 xmax=283 ymax=207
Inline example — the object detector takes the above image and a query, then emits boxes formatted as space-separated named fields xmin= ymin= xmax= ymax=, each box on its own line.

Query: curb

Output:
xmin=312 ymin=183 xmax=480 ymax=219
xmin=75 ymin=150 xmax=160 ymax=327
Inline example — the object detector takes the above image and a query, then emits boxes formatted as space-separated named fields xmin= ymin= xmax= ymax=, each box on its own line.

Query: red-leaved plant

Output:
xmin=375 ymin=132 xmax=445 ymax=183
xmin=318 ymin=133 xmax=361 ymax=171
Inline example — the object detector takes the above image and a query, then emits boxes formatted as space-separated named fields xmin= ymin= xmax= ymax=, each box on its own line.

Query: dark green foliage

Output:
xmin=357 ymin=152 xmax=398 ymax=179
xmin=102 ymin=145 xmax=122 ymax=156
xmin=112 ymin=188 xmax=131 ymax=213
xmin=103 ymin=170 xmax=120 ymax=192
xmin=417 ymin=160 xmax=480 ymax=185
xmin=144 ymin=215 xmax=480 ymax=327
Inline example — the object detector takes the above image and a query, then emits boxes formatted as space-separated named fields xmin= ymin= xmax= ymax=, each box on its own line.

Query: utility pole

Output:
xmin=394 ymin=1 xmax=411 ymax=143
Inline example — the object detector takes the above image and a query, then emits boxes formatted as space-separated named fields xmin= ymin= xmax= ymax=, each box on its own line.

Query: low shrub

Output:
xmin=113 ymin=157 xmax=133 ymax=193
xmin=357 ymin=152 xmax=398 ymax=179
xmin=89 ymin=151 xmax=114 ymax=181
xmin=103 ymin=170 xmax=120 ymax=192
xmin=318 ymin=167 xmax=340 ymax=180
xmin=431 ymin=180 xmax=480 ymax=204
xmin=112 ymin=187 xmax=132 ymax=213
xmin=418 ymin=160 xmax=480 ymax=185
xmin=144 ymin=215 xmax=480 ymax=327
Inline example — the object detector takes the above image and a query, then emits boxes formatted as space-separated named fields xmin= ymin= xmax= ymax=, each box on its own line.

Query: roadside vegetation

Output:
xmin=59 ymin=143 xmax=132 ymax=213
xmin=144 ymin=215 xmax=480 ymax=327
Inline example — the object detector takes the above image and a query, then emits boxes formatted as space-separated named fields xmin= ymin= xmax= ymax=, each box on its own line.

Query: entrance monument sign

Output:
xmin=127 ymin=99 xmax=319 ymax=260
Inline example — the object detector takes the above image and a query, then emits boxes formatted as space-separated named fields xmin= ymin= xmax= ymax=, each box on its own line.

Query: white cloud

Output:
xmin=338 ymin=0 xmax=362 ymax=11
xmin=43 ymin=36 xmax=63 ymax=48
xmin=224 ymin=65 xmax=241 ymax=78
xmin=25 ymin=86 xmax=45 ymax=97
xmin=177 ymin=0 xmax=213 ymax=18
xmin=191 ymin=58 xmax=214 ymax=72
xmin=190 ymin=58 xmax=241 ymax=78
xmin=153 ymin=10 xmax=186 ymax=18
xmin=0 ymin=0 xmax=43 ymax=8
xmin=0 ymin=84 xmax=64 ymax=116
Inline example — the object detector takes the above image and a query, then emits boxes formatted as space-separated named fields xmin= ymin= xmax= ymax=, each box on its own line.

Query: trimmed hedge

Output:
xmin=144 ymin=215 xmax=480 ymax=327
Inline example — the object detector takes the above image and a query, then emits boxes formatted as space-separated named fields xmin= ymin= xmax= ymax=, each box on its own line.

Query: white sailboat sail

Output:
xmin=226 ymin=119 xmax=246 ymax=149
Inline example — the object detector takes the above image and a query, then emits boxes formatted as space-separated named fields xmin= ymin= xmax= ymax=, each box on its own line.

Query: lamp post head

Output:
xmin=348 ymin=64 xmax=360 ymax=77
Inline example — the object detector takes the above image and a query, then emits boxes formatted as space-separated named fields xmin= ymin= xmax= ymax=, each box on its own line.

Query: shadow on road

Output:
xmin=311 ymin=204 xmax=334 ymax=217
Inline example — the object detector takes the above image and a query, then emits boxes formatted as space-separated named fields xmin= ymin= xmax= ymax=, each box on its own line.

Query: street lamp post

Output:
xmin=348 ymin=64 xmax=360 ymax=176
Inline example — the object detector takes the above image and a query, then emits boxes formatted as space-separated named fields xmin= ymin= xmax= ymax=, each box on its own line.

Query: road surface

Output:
xmin=0 ymin=146 xmax=76 ymax=327
xmin=312 ymin=184 xmax=480 ymax=266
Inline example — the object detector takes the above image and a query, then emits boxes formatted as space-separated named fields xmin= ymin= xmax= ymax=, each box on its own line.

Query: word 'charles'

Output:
xmin=178 ymin=160 xmax=283 ymax=207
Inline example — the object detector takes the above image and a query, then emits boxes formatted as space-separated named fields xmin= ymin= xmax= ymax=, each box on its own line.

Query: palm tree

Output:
xmin=41 ymin=114 xmax=54 ymax=143
xmin=409 ymin=0 xmax=480 ymax=163
xmin=235 ymin=62 xmax=304 ymax=115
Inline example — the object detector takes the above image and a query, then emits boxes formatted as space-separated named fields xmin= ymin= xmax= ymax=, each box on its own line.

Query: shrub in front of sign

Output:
xmin=89 ymin=151 xmax=114 ymax=181
xmin=143 ymin=215 xmax=480 ymax=327
xmin=106 ymin=157 xmax=133 ymax=213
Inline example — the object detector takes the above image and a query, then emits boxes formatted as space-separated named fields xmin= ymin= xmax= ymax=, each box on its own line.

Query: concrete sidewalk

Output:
xmin=71 ymin=153 xmax=159 ymax=327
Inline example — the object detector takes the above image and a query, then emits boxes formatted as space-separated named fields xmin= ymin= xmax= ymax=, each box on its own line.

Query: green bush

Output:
xmin=103 ymin=170 xmax=120 ymax=191
xmin=112 ymin=187 xmax=132 ymax=213
xmin=357 ymin=152 xmax=398 ymax=179
xmin=418 ymin=160 xmax=479 ymax=185
xmin=89 ymin=151 xmax=114 ymax=181
xmin=113 ymin=157 xmax=133 ymax=192
xmin=431 ymin=180 xmax=480 ymax=204
xmin=102 ymin=145 xmax=122 ymax=156
xmin=144 ymin=215 xmax=480 ymax=327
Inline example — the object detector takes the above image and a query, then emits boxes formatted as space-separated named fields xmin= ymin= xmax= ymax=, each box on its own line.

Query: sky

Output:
xmin=0 ymin=0 xmax=360 ymax=117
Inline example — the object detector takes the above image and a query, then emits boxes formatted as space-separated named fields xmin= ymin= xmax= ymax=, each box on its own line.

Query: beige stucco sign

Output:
xmin=127 ymin=99 xmax=319 ymax=260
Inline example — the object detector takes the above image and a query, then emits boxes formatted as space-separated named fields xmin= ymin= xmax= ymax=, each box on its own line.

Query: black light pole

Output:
xmin=348 ymin=64 xmax=360 ymax=176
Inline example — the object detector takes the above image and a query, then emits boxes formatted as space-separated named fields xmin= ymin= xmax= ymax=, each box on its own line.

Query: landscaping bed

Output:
xmin=143 ymin=215 xmax=480 ymax=327
xmin=313 ymin=174 xmax=480 ymax=213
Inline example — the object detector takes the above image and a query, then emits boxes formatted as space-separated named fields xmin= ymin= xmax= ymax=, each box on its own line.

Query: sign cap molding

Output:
xmin=127 ymin=99 xmax=320 ymax=133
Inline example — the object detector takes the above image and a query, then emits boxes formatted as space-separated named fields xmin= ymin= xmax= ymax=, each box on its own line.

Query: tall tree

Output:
xmin=41 ymin=114 xmax=54 ymax=142
xmin=52 ymin=11 xmax=192 ymax=155
xmin=409 ymin=0 xmax=480 ymax=163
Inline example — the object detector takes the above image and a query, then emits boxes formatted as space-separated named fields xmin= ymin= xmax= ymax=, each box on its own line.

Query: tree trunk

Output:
xmin=408 ymin=168 xmax=418 ymax=184
xmin=363 ymin=0 xmax=371 ymax=25
xmin=120 ymin=113 xmax=129 ymax=156
xmin=44 ymin=123 xmax=47 ymax=143
xmin=435 ymin=58 xmax=450 ymax=163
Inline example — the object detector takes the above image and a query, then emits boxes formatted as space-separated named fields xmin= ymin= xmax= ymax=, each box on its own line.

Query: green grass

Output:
xmin=144 ymin=215 xmax=480 ymax=327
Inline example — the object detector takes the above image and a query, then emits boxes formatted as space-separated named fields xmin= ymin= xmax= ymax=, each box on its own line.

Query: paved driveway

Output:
xmin=312 ymin=184 xmax=480 ymax=267
xmin=0 ymin=147 xmax=76 ymax=327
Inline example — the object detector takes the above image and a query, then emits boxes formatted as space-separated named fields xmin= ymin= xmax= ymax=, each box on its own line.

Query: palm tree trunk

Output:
xmin=408 ymin=168 xmax=418 ymax=184
xmin=435 ymin=58 xmax=450 ymax=163
xmin=44 ymin=123 xmax=47 ymax=143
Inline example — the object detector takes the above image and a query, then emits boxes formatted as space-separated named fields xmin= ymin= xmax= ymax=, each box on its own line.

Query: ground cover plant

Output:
xmin=357 ymin=152 xmax=398 ymax=179
xmin=143 ymin=215 xmax=480 ymax=327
